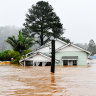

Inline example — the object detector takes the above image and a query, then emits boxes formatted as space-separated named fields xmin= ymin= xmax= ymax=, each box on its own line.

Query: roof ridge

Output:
xmin=56 ymin=43 xmax=91 ymax=54
xmin=25 ymin=39 xmax=67 ymax=56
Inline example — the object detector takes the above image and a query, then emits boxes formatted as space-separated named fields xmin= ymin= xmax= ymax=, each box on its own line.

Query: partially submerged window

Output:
xmin=63 ymin=60 xmax=68 ymax=66
xmin=73 ymin=60 xmax=77 ymax=66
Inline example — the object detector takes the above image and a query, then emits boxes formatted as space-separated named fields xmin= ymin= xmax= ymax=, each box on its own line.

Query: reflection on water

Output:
xmin=0 ymin=64 xmax=96 ymax=96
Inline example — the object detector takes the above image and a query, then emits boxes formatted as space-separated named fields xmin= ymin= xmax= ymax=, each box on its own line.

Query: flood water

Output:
xmin=0 ymin=64 xmax=96 ymax=96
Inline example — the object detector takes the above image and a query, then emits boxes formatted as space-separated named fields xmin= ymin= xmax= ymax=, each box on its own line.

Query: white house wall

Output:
xmin=56 ymin=51 xmax=88 ymax=66
xmin=27 ymin=54 xmax=51 ymax=62
xmin=36 ymin=46 xmax=50 ymax=53
xmin=56 ymin=45 xmax=89 ymax=66
xmin=36 ymin=40 xmax=65 ymax=53
xmin=59 ymin=46 xmax=82 ymax=52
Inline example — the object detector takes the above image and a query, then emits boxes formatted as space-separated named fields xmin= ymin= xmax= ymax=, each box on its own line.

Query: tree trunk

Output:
xmin=40 ymin=32 xmax=43 ymax=46
xmin=40 ymin=20 xmax=44 ymax=46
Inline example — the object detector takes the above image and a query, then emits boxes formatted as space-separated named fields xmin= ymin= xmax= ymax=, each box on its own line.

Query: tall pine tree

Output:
xmin=22 ymin=1 xmax=64 ymax=46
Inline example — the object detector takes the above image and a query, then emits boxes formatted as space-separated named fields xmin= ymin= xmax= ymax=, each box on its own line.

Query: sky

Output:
xmin=0 ymin=0 xmax=96 ymax=43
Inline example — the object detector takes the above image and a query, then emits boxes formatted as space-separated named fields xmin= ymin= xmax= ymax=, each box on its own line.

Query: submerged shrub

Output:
xmin=0 ymin=50 xmax=11 ymax=61
xmin=0 ymin=49 xmax=31 ymax=64
xmin=8 ymin=50 xmax=22 ymax=64
xmin=8 ymin=49 xmax=31 ymax=64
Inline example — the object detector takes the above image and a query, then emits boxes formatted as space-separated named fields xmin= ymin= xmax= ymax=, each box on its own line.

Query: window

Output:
xmin=63 ymin=60 xmax=68 ymax=66
xmin=73 ymin=60 xmax=77 ymax=66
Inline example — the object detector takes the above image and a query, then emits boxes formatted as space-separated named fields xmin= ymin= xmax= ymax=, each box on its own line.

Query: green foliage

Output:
xmin=0 ymin=50 xmax=11 ymax=61
xmin=6 ymin=31 xmax=33 ymax=64
xmin=6 ymin=31 xmax=34 ymax=53
xmin=21 ymin=49 xmax=31 ymax=56
xmin=0 ymin=49 xmax=32 ymax=64
xmin=8 ymin=50 xmax=22 ymax=64
xmin=22 ymin=1 xmax=64 ymax=45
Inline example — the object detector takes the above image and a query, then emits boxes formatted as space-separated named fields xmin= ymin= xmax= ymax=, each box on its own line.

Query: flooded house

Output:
xmin=19 ymin=39 xmax=90 ymax=66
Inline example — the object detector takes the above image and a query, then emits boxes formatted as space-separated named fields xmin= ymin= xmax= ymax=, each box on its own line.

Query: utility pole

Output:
xmin=51 ymin=40 xmax=55 ymax=73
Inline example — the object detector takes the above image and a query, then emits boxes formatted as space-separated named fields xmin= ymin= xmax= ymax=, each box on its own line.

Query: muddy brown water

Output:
xmin=0 ymin=64 xmax=96 ymax=96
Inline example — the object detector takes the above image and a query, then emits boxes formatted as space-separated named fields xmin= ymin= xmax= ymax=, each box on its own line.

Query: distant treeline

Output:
xmin=76 ymin=39 xmax=96 ymax=55
xmin=0 ymin=26 xmax=19 ymax=52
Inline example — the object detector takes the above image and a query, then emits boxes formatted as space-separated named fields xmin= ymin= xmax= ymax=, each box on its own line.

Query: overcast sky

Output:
xmin=0 ymin=0 xmax=96 ymax=43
